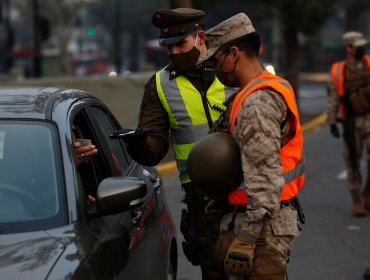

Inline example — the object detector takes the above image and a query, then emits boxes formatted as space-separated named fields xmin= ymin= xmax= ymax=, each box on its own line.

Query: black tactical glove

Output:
xmin=330 ymin=124 xmax=340 ymax=138
xmin=110 ymin=128 xmax=151 ymax=145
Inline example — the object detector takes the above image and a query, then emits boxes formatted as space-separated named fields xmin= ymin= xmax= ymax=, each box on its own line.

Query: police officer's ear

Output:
xmin=197 ymin=31 xmax=207 ymax=46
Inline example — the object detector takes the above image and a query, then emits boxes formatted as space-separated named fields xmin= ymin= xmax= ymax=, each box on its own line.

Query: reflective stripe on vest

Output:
xmin=156 ymin=69 xmax=235 ymax=183
xmin=227 ymin=71 xmax=305 ymax=204
xmin=331 ymin=55 xmax=370 ymax=117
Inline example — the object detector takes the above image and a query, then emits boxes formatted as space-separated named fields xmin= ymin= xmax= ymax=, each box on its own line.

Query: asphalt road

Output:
xmin=159 ymin=82 xmax=370 ymax=280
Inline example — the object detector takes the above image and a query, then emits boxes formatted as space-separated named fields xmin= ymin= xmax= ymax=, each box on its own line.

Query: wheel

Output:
xmin=0 ymin=183 xmax=41 ymax=216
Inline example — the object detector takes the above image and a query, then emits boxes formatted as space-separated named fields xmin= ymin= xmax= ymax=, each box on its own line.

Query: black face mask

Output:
xmin=169 ymin=47 xmax=201 ymax=72
xmin=355 ymin=47 xmax=365 ymax=60
xmin=215 ymin=57 xmax=239 ymax=87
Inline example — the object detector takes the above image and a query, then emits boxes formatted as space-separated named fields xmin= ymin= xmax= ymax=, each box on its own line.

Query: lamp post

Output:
xmin=113 ymin=0 xmax=122 ymax=75
xmin=0 ymin=0 xmax=14 ymax=74
xmin=32 ymin=0 xmax=41 ymax=77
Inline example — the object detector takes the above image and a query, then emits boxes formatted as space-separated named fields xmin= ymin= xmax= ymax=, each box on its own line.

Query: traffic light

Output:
xmin=87 ymin=27 xmax=96 ymax=37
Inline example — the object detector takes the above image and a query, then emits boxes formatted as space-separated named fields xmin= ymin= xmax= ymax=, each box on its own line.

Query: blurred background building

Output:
xmin=0 ymin=0 xmax=369 ymax=81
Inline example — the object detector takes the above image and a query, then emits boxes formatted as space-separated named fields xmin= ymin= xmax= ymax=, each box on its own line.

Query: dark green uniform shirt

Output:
xmin=127 ymin=66 xmax=207 ymax=166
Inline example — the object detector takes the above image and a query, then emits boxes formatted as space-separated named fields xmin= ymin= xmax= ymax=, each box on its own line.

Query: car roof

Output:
xmin=0 ymin=87 xmax=93 ymax=120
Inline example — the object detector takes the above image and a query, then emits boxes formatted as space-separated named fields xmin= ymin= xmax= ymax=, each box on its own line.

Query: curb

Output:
xmin=155 ymin=112 xmax=328 ymax=175
xmin=301 ymin=112 xmax=327 ymax=133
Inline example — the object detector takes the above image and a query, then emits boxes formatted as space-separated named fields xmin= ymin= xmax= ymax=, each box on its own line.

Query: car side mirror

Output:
xmin=96 ymin=177 xmax=147 ymax=216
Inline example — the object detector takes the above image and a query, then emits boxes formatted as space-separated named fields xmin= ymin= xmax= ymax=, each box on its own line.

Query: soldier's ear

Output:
xmin=229 ymin=46 xmax=240 ymax=59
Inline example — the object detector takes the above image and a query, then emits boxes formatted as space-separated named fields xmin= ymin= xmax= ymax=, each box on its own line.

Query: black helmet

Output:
xmin=187 ymin=132 xmax=243 ymax=196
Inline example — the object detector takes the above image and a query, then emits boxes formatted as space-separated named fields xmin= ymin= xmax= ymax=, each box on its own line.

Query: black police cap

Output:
xmin=152 ymin=8 xmax=205 ymax=47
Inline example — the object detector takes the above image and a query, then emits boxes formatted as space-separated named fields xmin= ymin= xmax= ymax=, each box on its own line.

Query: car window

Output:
xmin=89 ymin=106 xmax=130 ymax=174
xmin=72 ymin=111 xmax=107 ymax=208
xmin=0 ymin=121 xmax=65 ymax=231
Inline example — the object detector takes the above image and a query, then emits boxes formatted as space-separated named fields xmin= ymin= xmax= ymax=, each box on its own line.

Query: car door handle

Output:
xmin=132 ymin=211 xmax=143 ymax=228
xmin=153 ymin=177 xmax=161 ymax=194
xmin=143 ymin=168 xmax=161 ymax=194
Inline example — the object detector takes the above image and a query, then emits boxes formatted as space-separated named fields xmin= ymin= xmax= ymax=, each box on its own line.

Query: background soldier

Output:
xmin=195 ymin=13 xmax=305 ymax=279
xmin=121 ymin=8 xmax=235 ymax=280
xmin=327 ymin=31 xmax=370 ymax=217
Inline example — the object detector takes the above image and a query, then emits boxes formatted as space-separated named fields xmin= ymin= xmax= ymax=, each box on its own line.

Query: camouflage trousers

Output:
xmin=219 ymin=204 xmax=301 ymax=280
xmin=342 ymin=114 xmax=370 ymax=192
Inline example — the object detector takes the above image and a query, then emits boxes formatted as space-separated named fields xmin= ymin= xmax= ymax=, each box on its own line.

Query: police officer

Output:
xmin=198 ymin=13 xmax=305 ymax=279
xmin=327 ymin=31 xmax=370 ymax=216
xmin=124 ymin=8 xmax=235 ymax=280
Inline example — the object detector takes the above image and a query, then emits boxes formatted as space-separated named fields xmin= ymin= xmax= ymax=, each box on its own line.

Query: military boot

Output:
xmin=351 ymin=190 xmax=367 ymax=217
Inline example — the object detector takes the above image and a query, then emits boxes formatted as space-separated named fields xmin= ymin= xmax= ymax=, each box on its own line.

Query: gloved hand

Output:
xmin=330 ymin=124 xmax=340 ymax=138
xmin=224 ymin=237 xmax=255 ymax=278
xmin=110 ymin=128 xmax=151 ymax=145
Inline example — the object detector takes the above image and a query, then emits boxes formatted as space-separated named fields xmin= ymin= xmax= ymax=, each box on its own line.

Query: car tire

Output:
xmin=168 ymin=262 xmax=176 ymax=280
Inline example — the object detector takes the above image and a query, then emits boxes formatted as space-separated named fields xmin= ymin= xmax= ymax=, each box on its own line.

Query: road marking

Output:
xmin=347 ymin=224 xmax=361 ymax=231
xmin=337 ymin=170 xmax=347 ymax=180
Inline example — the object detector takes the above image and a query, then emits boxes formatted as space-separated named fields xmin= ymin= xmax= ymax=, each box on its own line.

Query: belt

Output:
xmin=225 ymin=197 xmax=294 ymax=213
xmin=281 ymin=199 xmax=292 ymax=208
xmin=224 ymin=204 xmax=247 ymax=213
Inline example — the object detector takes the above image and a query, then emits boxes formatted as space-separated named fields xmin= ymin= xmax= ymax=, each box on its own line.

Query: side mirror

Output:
xmin=96 ymin=177 xmax=147 ymax=215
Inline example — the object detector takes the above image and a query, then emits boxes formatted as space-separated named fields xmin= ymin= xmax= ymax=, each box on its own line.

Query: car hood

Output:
xmin=0 ymin=229 xmax=74 ymax=280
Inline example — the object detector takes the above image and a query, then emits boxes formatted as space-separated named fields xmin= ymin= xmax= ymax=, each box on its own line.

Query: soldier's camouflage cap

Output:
xmin=152 ymin=8 xmax=205 ymax=47
xmin=203 ymin=13 xmax=255 ymax=61
xmin=342 ymin=31 xmax=368 ymax=47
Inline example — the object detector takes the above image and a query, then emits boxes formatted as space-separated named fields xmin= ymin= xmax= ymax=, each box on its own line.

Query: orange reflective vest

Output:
xmin=330 ymin=55 xmax=370 ymax=117
xmin=227 ymin=71 xmax=305 ymax=205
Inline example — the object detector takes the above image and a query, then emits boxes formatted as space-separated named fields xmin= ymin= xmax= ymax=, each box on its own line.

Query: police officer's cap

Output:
xmin=152 ymin=8 xmax=205 ymax=47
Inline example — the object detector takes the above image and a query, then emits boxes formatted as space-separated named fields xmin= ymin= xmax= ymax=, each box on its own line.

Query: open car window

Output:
xmin=88 ymin=105 xmax=131 ymax=174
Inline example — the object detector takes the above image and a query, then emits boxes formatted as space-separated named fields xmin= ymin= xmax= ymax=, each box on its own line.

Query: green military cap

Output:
xmin=152 ymin=8 xmax=205 ymax=47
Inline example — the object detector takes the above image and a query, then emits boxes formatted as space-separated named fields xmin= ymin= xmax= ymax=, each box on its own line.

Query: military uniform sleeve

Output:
xmin=231 ymin=89 xmax=287 ymax=241
xmin=326 ymin=79 xmax=340 ymax=125
xmin=126 ymin=74 xmax=170 ymax=166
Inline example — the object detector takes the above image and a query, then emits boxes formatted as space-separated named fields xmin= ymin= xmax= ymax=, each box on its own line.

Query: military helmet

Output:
xmin=187 ymin=132 xmax=243 ymax=196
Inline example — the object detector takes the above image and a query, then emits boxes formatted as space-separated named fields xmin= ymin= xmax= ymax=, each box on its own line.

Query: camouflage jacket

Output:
xmin=327 ymin=58 xmax=370 ymax=124
xmin=214 ymin=88 xmax=291 ymax=241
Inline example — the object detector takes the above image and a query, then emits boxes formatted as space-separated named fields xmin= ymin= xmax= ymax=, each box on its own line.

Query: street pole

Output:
xmin=113 ymin=0 xmax=122 ymax=75
xmin=32 ymin=0 xmax=41 ymax=77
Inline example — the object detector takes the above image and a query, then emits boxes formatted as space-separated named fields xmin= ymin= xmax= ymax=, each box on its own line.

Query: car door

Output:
xmin=83 ymin=101 xmax=165 ymax=279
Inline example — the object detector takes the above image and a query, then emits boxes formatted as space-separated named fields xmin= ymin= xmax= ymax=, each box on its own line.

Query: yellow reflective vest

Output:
xmin=156 ymin=69 xmax=235 ymax=183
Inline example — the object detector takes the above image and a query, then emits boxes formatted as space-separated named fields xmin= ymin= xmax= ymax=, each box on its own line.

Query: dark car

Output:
xmin=0 ymin=87 xmax=177 ymax=279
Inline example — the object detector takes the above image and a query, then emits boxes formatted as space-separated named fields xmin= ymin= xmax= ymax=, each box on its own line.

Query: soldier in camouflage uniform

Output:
xmin=202 ymin=13 xmax=305 ymax=279
xmin=327 ymin=31 xmax=370 ymax=216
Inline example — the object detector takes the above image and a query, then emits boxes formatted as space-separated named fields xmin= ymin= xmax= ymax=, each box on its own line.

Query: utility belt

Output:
xmin=224 ymin=196 xmax=305 ymax=224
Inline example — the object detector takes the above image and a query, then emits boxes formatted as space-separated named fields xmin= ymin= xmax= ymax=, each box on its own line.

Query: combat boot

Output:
xmin=351 ymin=190 xmax=367 ymax=217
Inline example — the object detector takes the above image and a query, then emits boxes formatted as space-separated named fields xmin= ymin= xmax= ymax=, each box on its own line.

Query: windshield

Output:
xmin=0 ymin=121 xmax=66 ymax=233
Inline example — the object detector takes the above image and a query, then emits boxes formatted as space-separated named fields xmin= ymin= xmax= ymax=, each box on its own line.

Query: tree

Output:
xmin=257 ymin=0 xmax=336 ymax=99
xmin=341 ymin=0 xmax=370 ymax=30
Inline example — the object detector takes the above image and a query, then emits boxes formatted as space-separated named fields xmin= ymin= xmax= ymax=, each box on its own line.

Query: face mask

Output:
xmin=169 ymin=35 xmax=201 ymax=72
xmin=354 ymin=47 xmax=365 ymax=60
xmin=215 ymin=54 xmax=239 ymax=87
